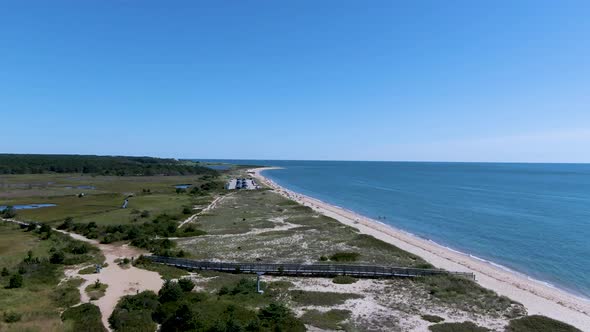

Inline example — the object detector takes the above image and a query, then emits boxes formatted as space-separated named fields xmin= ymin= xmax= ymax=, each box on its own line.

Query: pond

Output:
xmin=174 ymin=184 xmax=192 ymax=189
xmin=0 ymin=204 xmax=57 ymax=210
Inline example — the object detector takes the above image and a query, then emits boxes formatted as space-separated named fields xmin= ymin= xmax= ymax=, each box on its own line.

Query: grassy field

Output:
xmin=0 ymin=174 xmax=221 ymax=225
xmin=0 ymin=222 xmax=104 ymax=332
xmin=0 ymin=224 xmax=64 ymax=331
xmin=177 ymin=189 xmax=430 ymax=267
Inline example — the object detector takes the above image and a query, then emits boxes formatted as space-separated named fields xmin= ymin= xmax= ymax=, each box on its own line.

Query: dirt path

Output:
xmin=57 ymin=231 xmax=164 ymax=331
xmin=177 ymin=194 xmax=231 ymax=229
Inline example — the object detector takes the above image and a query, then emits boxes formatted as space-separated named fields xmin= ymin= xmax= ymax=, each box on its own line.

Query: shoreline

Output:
xmin=251 ymin=167 xmax=590 ymax=331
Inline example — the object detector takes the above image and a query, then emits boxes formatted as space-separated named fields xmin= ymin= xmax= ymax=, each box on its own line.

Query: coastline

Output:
xmin=251 ymin=167 xmax=590 ymax=331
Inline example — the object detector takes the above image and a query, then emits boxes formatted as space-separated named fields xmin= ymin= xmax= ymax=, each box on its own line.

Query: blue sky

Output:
xmin=1 ymin=1 xmax=589 ymax=162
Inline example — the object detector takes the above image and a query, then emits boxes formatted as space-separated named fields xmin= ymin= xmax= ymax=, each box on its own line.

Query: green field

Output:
xmin=1 ymin=174 xmax=222 ymax=226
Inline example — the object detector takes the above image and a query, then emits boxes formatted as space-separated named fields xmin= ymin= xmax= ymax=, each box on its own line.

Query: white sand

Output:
xmin=252 ymin=167 xmax=590 ymax=331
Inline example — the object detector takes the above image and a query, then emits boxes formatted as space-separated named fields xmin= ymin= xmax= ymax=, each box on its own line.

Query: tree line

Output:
xmin=0 ymin=154 xmax=218 ymax=176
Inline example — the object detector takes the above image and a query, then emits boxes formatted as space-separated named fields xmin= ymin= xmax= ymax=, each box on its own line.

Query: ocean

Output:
xmin=202 ymin=160 xmax=590 ymax=299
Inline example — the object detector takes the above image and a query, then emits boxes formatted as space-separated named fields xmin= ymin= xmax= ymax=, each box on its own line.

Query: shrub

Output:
xmin=329 ymin=252 xmax=360 ymax=262
xmin=1 ymin=206 xmax=16 ymax=219
xmin=429 ymin=321 xmax=489 ymax=332
xmin=8 ymin=273 xmax=23 ymax=288
xmin=178 ymin=278 xmax=195 ymax=292
xmin=50 ymin=251 xmax=65 ymax=264
xmin=506 ymin=315 xmax=581 ymax=332
xmin=258 ymin=303 xmax=305 ymax=332
xmin=58 ymin=217 xmax=74 ymax=230
xmin=422 ymin=314 xmax=445 ymax=323
xmin=1 ymin=267 xmax=9 ymax=276
xmin=319 ymin=255 xmax=328 ymax=261
xmin=332 ymin=276 xmax=358 ymax=284
xmin=3 ymin=311 xmax=22 ymax=323
xmin=300 ymin=309 xmax=351 ymax=330
xmin=109 ymin=291 xmax=159 ymax=331
xmin=62 ymin=303 xmax=106 ymax=331
xmin=182 ymin=207 xmax=192 ymax=215
xmin=158 ymin=280 xmax=183 ymax=303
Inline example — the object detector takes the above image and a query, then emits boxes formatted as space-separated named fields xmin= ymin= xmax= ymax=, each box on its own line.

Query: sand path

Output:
xmin=252 ymin=167 xmax=590 ymax=331
xmin=57 ymin=231 xmax=163 ymax=331
xmin=177 ymin=194 xmax=230 ymax=229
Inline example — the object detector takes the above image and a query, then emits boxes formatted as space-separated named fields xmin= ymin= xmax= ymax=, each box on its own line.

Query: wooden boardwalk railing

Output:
xmin=147 ymin=256 xmax=475 ymax=280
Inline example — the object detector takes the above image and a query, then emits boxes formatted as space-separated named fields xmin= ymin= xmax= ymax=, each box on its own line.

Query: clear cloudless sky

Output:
xmin=1 ymin=1 xmax=589 ymax=162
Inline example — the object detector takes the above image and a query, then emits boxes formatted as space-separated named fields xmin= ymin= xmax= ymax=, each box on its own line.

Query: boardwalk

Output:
xmin=147 ymin=256 xmax=475 ymax=280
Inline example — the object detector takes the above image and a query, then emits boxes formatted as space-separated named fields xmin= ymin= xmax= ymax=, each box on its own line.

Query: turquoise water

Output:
xmin=201 ymin=160 xmax=590 ymax=299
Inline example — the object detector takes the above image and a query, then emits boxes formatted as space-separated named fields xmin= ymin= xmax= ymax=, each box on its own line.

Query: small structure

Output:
xmin=256 ymin=272 xmax=264 ymax=294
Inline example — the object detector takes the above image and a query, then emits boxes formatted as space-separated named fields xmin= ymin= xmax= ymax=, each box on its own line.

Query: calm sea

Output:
xmin=201 ymin=160 xmax=590 ymax=299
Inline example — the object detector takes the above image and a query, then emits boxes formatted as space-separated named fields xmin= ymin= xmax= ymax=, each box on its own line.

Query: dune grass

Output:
xmin=289 ymin=290 xmax=362 ymax=306
xmin=300 ymin=309 xmax=351 ymax=330
xmin=61 ymin=303 xmax=106 ymax=332
xmin=506 ymin=315 xmax=581 ymax=332
xmin=429 ymin=321 xmax=490 ymax=331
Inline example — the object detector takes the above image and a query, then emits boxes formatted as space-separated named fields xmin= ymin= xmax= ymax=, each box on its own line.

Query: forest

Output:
xmin=0 ymin=154 xmax=217 ymax=176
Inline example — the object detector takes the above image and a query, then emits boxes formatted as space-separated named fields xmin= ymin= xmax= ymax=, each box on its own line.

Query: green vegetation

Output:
xmin=300 ymin=309 xmax=351 ymax=330
xmin=85 ymin=280 xmax=108 ymax=300
xmin=506 ymin=315 xmax=581 ymax=332
xmin=109 ymin=279 xmax=305 ymax=332
xmin=58 ymin=214 xmax=205 ymax=256
xmin=422 ymin=314 xmax=445 ymax=323
xmin=52 ymin=278 xmax=84 ymax=308
xmin=133 ymin=255 xmax=188 ymax=279
xmin=0 ymin=222 xmax=102 ymax=331
xmin=418 ymin=275 xmax=519 ymax=314
xmin=178 ymin=189 xmax=430 ymax=268
xmin=78 ymin=266 xmax=97 ymax=274
xmin=332 ymin=275 xmax=358 ymax=284
xmin=289 ymin=290 xmax=362 ymax=306
xmin=429 ymin=321 xmax=489 ymax=332
xmin=61 ymin=303 xmax=106 ymax=332
xmin=0 ymin=153 xmax=217 ymax=176
xmin=109 ymin=291 xmax=160 ymax=332
xmin=329 ymin=251 xmax=360 ymax=262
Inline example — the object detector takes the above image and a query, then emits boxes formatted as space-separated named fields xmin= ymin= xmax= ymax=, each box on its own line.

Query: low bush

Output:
xmin=289 ymin=290 xmax=362 ymax=306
xmin=52 ymin=278 xmax=83 ymax=308
xmin=429 ymin=321 xmax=489 ymax=332
xmin=329 ymin=251 xmax=360 ymax=262
xmin=109 ymin=291 xmax=159 ymax=331
xmin=7 ymin=273 xmax=23 ymax=288
xmin=62 ymin=303 xmax=106 ymax=331
xmin=422 ymin=314 xmax=445 ymax=323
xmin=332 ymin=275 xmax=358 ymax=284
xmin=506 ymin=315 xmax=581 ymax=332
xmin=300 ymin=309 xmax=351 ymax=330
xmin=3 ymin=311 xmax=22 ymax=323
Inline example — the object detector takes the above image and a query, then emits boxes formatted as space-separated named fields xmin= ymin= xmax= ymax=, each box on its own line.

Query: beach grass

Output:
xmin=177 ymin=189 xmax=430 ymax=267
xmin=506 ymin=315 xmax=582 ymax=332
xmin=133 ymin=259 xmax=188 ymax=280
xmin=300 ymin=309 xmax=351 ymax=330
xmin=428 ymin=321 xmax=490 ymax=331
xmin=289 ymin=290 xmax=362 ymax=306
xmin=85 ymin=282 xmax=108 ymax=301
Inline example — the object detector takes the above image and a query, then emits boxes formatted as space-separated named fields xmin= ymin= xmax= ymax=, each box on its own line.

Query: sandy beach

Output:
xmin=252 ymin=167 xmax=590 ymax=331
